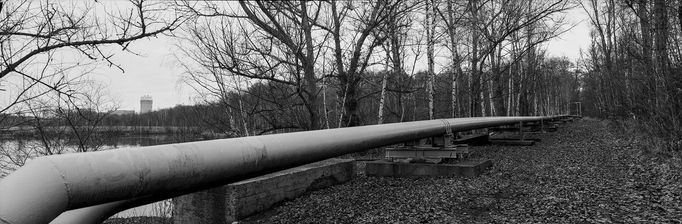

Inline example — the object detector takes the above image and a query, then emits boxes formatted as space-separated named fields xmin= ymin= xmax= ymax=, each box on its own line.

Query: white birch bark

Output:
xmin=426 ymin=0 xmax=435 ymax=120
xmin=378 ymin=71 xmax=388 ymax=124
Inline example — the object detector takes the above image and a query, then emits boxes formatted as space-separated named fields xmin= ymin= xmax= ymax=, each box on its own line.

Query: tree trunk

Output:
xmin=322 ymin=82 xmax=330 ymax=129
xmin=338 ymin=84 xmax=347 ymax=128
xmin=507 ymin=64 xmax=514 ymax=116
xmin=378 ymin=72 xmax=388 ymax=124
xmin=391 ymin=11 xmax=404 ymax=122
xmin=237 ymin=94 xmax=250 ymax=136
xmin=469 ymin=0 xmax=481 ymax=117
xmin=331 ymin=0 xmax=359 ymax=127
xmin=301 ymin=1 xmax=320 ymax=130
xmin=426 ymin=0 xmax=436 ymax=119
xmin=447 ymin=0 xmax=460 ymax=118
xmin=332 ymin=0 xmax=388 ymax=127
xmin=479 ymin=62 xmax=486 ymax=117
xmin=492 ymin=45 xmax=506 ymax=116
xmin=522 ymin=38 xmax=534 ymax=114
xmin=340 ymin=77 xmax=360 ymax=127
xmin=653 ymin=0 xmax=669 ymax=105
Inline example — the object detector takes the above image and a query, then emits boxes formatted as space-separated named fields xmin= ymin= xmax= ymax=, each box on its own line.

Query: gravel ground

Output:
xmin=242 ymin=118 xmax=682 ymax=223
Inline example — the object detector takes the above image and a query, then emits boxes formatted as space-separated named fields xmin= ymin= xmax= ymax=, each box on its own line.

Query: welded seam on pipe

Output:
xmin=45 ymin=157 xmax=72 ymax=208
xmin=440 ymin=119 xmax=452 ymax=135
xmin=137 ymin=169 xmax=146 ymax=198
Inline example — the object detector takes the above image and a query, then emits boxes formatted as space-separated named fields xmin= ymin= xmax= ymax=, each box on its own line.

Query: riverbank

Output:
xmin=0 ymin=125 xmax=212 ymax=138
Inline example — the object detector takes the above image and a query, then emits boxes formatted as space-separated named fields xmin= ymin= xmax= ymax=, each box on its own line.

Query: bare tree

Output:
xmin=0 ymin=79 xmax=117 ymax=175
xmin=326 ymin=0 xmax=415 ymax=127
xmin=653 ymin=0 xmax=669 ymax=103
xmin=437 ymin=0 xmax=467 ymax=118
xmin=0 ymin=0 xmax=180 ymax=114
xmin=177 ymin=1 xmax=325 ymax=130
xmin=466 ymin=0 xmax=571 ymax=116
xmin=0 ymin=0 xmax=180 ymax=176
xmin=578 ymin=0 xmax=682 ymax=150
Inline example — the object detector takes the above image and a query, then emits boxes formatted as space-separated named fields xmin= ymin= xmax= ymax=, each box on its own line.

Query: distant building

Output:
xmin=140 ymin=95 xmax=153 ymax=114
xmin=112 ymin=110 xmax=135 ymax=116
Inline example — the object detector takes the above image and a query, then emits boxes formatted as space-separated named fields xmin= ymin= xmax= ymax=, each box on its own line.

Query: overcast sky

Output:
xmin=91 ymin=5 xmax=592 ymax=112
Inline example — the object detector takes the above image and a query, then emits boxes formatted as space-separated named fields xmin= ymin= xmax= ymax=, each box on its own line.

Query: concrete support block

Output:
xmin=172 ymin=187 xmax=228 ymax=224
xmin=173 ymin=158 xmax=354 ymax=224
xmin=365 ymin=159 xmax=492 ymax=178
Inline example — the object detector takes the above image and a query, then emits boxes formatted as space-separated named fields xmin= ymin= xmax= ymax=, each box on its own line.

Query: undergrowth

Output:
xmin=611 ymin=117 xmax=681 ymax=154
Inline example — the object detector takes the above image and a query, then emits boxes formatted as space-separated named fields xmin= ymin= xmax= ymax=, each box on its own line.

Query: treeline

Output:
xmin=579 ymin=0 xmax=682 ymax=149
xmin=213 ymin=57 xmax=578 ymax=136
xmin=0 ymin=104 xmax=239 ymax=134
xmin=177 ymin=0 xmax=578 ymax=137
xmin=101 ymin=105 xmax=213 ymax=128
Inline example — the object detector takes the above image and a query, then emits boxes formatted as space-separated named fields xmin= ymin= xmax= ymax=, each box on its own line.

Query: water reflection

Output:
xmin=100 ymin=135 xmax=201 ymax=148
xmin=2 ymin=134 xmax=203 ymax=153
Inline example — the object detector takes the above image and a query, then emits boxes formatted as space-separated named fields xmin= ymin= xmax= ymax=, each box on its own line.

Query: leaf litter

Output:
xmin=243 ymin=118 xmax=682 ymax=224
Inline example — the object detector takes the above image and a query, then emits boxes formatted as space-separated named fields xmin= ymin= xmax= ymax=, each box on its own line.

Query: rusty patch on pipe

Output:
xmin=134 ymin=158 xmax=153 ymax=196
xmin=166 ymin=144 xmax=204 ymax=186
xmin=240 ymin=138 xmax=268 ymax=169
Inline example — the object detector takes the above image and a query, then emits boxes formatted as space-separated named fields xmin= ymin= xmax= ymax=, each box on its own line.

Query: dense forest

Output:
xmin=177 ymin=0 xmax=578 ymax=133
xmin=175 ymin=0 xmax=680 ymax=150
xmin=578 ymin=0 xmax=681 ymax=150
xmin=0 ymin=0 xmax=680 ymax=159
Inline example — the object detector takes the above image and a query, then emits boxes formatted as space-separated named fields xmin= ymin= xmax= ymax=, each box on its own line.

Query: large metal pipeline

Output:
xmin=0 ymin=116 xmax=570 ymax=224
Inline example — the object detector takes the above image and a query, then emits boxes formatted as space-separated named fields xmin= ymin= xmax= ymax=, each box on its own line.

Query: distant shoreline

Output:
xmin=0 ymin=126 xmax=210 ymax=138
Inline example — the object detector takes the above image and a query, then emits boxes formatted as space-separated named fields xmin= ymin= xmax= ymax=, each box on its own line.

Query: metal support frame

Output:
xmin=385 ymin=145 xmax=469 ymax=161
xmin=519 ymin=121 xmax=525 ymax=141
xmin=385 ymin=119 xmax=470 ymax=161
xmin=0 ymin=115 xmax=574 ymax=224
xmin=569 ymin=102 xmax=582 ymax=117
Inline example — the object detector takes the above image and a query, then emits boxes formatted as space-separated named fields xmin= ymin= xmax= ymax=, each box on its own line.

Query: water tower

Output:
xmin=140 ymin=95 xmax=153 ymax=114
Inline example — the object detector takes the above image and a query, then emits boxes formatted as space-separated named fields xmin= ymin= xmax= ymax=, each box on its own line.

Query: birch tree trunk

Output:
xmin=492 ymin=44 xmax=506 ymax=116
xmin=469 ymin=0 xmax=481 ymax=117
xmin=479 ymin=62 xmax=486 ymax=117
xmin=426 ymin=0 xmax=436 ymax=119
xmin=522 ymin=0 xmax=535 ymax=116
xmin=447 ymin=0 xmax=460 ymax=118
xmin=237 ymin=94 xmax=250 ymax=136
xmin=230 ymin=76 xmax=251 ymax=136
xmin=377 ymin=49 xmax=389 ymax=124
xmin=377 ymin=72 xmax=388 ymax=124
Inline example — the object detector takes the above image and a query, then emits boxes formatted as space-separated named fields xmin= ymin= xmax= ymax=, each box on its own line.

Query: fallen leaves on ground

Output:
xmin=242 ymin=119 xmax=682 ymax=224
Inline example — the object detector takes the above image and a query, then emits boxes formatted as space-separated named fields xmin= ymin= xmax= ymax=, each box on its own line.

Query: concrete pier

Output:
xmin=173 ymin=158 xmax=354 ymax=223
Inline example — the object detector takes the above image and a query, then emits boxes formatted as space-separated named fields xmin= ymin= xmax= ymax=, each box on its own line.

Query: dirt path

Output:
xmin=243 ymin=118 xmax=682 ymax=223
